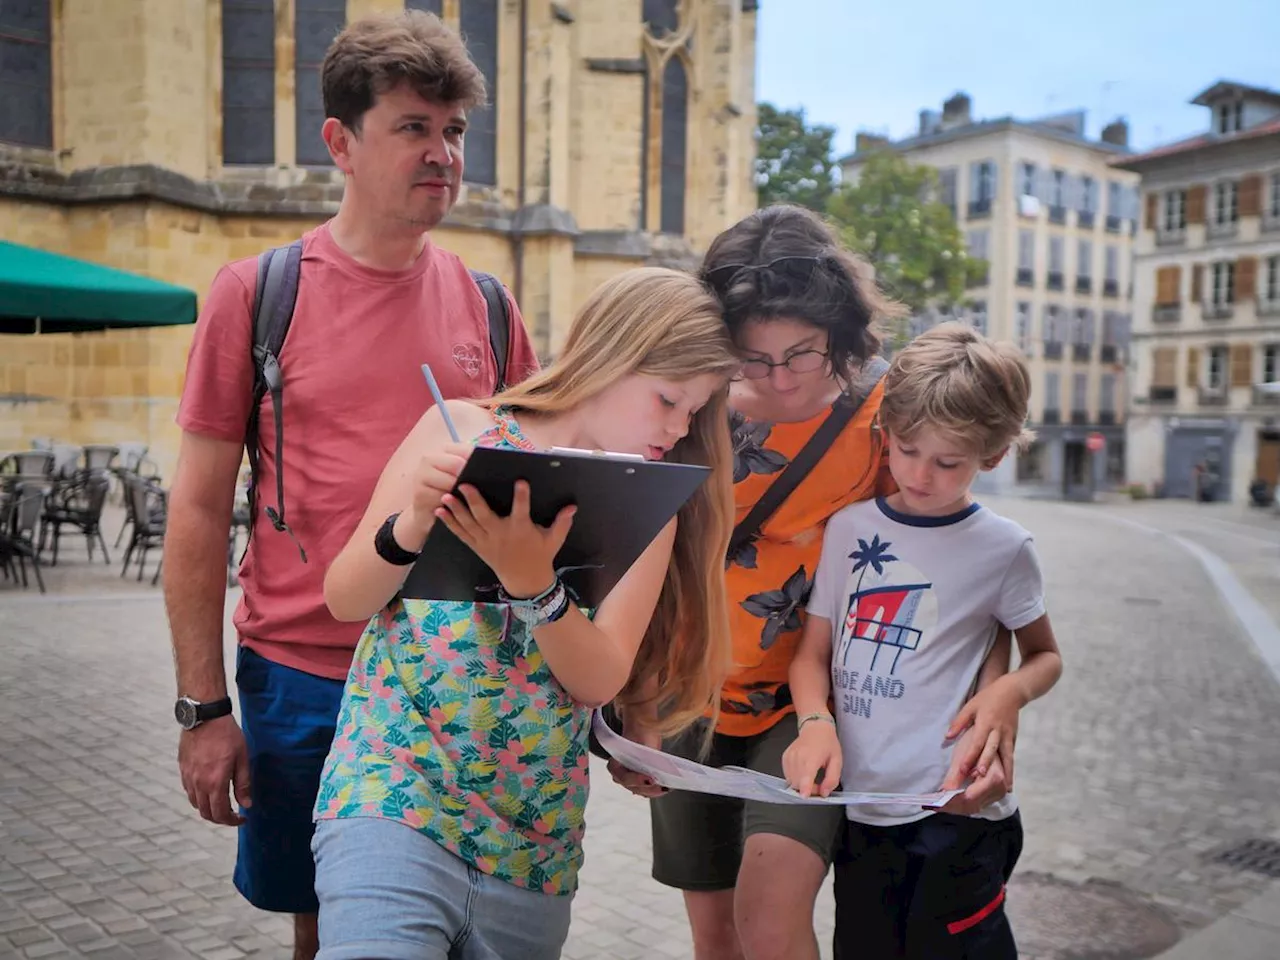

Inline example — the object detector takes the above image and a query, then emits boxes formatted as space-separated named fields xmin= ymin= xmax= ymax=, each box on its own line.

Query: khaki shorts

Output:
xmin=649 ymin=716 xmax=845 ymax=891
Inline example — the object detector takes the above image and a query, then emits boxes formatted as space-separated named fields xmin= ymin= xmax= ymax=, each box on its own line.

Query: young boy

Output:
xmin=783 ymin=322 xmax=1063 ymax=959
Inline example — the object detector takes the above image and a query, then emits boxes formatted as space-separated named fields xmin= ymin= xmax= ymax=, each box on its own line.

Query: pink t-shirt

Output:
xmin=177 ymin=223 xmax=540 ymax=679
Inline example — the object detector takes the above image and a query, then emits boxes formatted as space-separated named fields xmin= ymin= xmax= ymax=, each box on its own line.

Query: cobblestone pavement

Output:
xmin=1 ymin=498 xmax=1278 ymax=959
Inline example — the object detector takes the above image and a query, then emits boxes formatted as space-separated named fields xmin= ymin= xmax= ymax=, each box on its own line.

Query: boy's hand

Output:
xmin=936 ymin=753 xmax=1008 ymax=816
xmin=944 ymin=674 xmax=1024 ymax=790
xmin=782 ymin=718 xmax=843 ymax=798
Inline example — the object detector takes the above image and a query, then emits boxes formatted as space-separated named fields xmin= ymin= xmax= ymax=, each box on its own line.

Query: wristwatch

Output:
xmin=174 ymin=696 xmax=234 ymax=731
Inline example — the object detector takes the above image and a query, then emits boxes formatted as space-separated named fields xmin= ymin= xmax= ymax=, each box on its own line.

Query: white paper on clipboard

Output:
xmin=592 ymin=711 xmax=963 ymax=808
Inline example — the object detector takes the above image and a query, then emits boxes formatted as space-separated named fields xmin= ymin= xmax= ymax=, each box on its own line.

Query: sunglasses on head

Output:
xmin=704 ymin=255 xmax=829 ymax=290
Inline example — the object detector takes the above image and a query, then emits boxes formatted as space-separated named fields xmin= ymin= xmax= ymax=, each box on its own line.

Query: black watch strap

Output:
xmin=196 ymin=697 xmax=234 ymax=723
xmin=375 ymin=512 xmax=422 ymax=566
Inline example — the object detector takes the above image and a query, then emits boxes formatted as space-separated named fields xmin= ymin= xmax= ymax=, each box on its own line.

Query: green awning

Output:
xmin=0 ymin=240 xmax=198 ymax=334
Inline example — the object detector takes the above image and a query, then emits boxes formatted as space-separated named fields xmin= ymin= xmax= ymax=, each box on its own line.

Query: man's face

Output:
xmin=330 ymin=83 xmax=467 ymax=231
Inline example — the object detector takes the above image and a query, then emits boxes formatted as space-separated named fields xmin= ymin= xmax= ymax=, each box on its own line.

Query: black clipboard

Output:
xmin=399 ymin=446 xmax=711 ymax=607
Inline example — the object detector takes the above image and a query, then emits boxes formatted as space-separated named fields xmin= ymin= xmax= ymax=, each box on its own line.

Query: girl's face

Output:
xmin=580 ymin=372 xmax=725 ymax=460
xmin=732 ymin=316 xmax=837 ymax=421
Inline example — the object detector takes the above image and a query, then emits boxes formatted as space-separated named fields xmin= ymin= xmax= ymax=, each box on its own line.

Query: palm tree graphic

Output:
xmin=842 ymin=535 xmax=898 ymax=668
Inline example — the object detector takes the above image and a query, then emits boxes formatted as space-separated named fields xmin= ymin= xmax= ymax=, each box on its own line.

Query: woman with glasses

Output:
xmin=609 ymin=204 xmax=904 ymax=960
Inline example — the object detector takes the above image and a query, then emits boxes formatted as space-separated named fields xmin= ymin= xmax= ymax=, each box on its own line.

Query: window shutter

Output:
xmin=1186 ymin=347 xmax=1201 ymax=387
xmin=1187 ymin=184 xmax=1207 ymax=224
xmin=1191 ymin=264 xmax=1204 ymax=303
xmin=1156 ymin=265 xmax=1181 ymax=305
xmin=1230 ymin=344 xmax=1253 ymax=387
xmin=1239 ymin=174 xmax=1262 ymax=218
xmin=1237 ymin=256 xmax=1258 ymax=299
xmin=1145 ymin=192 xmax=1159 ymax=230
xmin=1153 ymin=348 xmax=1176 ymax=387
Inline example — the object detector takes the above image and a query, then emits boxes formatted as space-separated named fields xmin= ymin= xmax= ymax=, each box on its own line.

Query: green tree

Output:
xmin=826 ymin=150 xmax=985 ymax=345
xmin=755 ymin=103 xmax=837 ymax=212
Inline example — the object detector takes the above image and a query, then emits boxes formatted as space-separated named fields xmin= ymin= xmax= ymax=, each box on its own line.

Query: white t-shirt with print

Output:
xmin=807 ymin=497 xmax=1045 ymax=827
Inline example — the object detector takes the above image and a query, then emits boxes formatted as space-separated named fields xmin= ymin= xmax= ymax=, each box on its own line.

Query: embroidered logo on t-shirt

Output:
xmin=452 ymin=342 xmax=485 ymax=379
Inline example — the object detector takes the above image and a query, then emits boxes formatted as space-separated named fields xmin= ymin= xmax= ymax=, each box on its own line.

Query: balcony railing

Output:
xmin=1100 ymin=344 xmax=1118 ymax=364
xmin=1149 ymin=386 xmax=1177 ymax=403
xmin=1076 ymin=276 xmax=1092 ymax=294
xmin=1207 ymin=219 xmax=1239 ymax=240
xmin=1047 ymin=272 xmax=1064 ymax=291
xmin=1070 ymin=410 xmax=1089 ymax=425
xmin=1042 ymin=409 xmax=1061 ymax=425
xmin=1049 ymin=205 xmax=1067 ymax=225
xmin=1203 ymin=303 xmax=1234 ymax=321
xmin=1098 ymin=410 xmax=1117 ymax=425
xmin=1106 ymin=215 xmax=1122 ymax=233
xmin=1198 ymin=387 xmax=1229 ymax=406
xmin=1152 ymin=304 xmax=1181 ymax=323
xmin=1072 ymin=344 xmax=1092 ymax=362
xmin=1258 ymin=299 xmax=1280 ymax=318
xmin=1077 ymin=210 xmax=1095 ymax=230
xmin=1253 ymin=384 xmax=1280 ymax=406
xmin=1016 ymin=268 xmax=1034 ymax=287
xmin=968 ymin=198 xmax=992 ymax=219
xmin=1156 ymin=228 xmax=1186 ymax=247
xmin=1103 ymin=279 xmax=1119 ymax=297
xmin=1043 ymin=341 xmax=1064 ymax=360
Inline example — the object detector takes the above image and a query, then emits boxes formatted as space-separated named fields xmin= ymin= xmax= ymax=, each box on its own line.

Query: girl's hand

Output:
xmin=402 ymin=443 xmax=473 ymax=541
xmin=781 ymin=719 xmax=843 ymax=798
xmin=435 ymin=479 xmax=576 ymax=598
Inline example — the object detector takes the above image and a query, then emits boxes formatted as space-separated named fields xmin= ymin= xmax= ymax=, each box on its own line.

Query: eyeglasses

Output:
xmin=736 ymin=349 xmax=830 ymax=380
xmin=704 ymin=255 xmax=828 ymax=291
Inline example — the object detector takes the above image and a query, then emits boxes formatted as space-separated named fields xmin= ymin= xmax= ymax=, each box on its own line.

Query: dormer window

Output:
xmin=1216 ymin=100 xmax=1244 ymax=134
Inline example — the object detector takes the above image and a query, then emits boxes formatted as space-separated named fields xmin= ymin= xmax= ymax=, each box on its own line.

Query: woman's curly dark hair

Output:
xmin=699 ymin=204 xmax=905 ymax=380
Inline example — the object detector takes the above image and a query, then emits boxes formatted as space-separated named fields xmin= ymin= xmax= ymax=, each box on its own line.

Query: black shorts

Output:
xmin=834 ymin=811 xmax=1023 ymax=960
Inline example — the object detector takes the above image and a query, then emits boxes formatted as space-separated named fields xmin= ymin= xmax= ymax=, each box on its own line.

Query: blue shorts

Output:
xmin=234 ymin=646 xmax=346 ymax=915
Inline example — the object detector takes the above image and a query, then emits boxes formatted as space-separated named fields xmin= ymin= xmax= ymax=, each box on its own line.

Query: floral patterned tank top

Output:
xmin=314 ymin=406 xmax=592 ymax=896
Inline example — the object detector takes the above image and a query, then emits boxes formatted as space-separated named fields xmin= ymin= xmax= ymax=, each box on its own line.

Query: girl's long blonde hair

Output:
xmin=492 ymin=267 xmax=737 ymax=737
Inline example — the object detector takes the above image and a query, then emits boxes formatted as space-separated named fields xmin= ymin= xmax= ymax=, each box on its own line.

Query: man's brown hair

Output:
xmin=880 ymin=322 xmax=1035 ymax=461
xmin=321 ymin=10 xmax=488 ymax=131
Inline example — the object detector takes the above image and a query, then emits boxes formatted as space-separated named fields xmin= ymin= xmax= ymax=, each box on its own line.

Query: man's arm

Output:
xmin=163 ymin=431 xmax=244 ymax=701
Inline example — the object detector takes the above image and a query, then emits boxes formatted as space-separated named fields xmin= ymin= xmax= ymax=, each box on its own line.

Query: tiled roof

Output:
xmin=1110 ymin=116 xmax=1280 ymax=170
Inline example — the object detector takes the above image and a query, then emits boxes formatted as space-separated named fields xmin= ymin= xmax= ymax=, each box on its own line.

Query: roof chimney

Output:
xmin=919 ymin=109 xmax=941 ymax=136
xmin=940 ymin=92 xmax=972 ymax=130
xmin=855 ymin=132 xmax=891 ymax=155
xmin=1101 ymin=118 xmax=1129 ymax=148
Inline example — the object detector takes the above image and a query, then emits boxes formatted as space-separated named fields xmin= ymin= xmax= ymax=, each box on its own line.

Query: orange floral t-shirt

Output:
xmin=718 ymin=382 xmax=893 ymax=737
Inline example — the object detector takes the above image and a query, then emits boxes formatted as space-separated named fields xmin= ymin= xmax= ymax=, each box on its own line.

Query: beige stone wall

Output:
xmin=1 ymin=0 xmax=757 ymax=479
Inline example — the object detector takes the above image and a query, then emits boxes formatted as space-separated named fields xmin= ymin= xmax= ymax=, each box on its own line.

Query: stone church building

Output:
xmin=0 ymin=0 xmax=759 ymax=475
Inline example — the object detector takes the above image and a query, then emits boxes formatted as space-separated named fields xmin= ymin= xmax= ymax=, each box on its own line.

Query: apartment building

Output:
xmin=839 ymin=94 xmax=1140 ymax=498
xmin=1114 ymin=81 xmax=1280 ymax=503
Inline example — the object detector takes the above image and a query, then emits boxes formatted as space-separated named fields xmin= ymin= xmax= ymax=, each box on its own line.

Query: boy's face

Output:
xmin=885 ymin=426 xmax=995 ymax=517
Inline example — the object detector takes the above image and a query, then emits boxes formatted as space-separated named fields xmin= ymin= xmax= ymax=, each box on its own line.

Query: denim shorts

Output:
xmin=312 ymin=817 xmax=574 ymax=960
xmin=234 ymin=646 xmax=345 ymax=915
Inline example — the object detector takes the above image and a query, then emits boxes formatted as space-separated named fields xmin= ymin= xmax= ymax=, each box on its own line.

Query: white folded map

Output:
xmin=592 ymin=711 xmax=963 ymax=808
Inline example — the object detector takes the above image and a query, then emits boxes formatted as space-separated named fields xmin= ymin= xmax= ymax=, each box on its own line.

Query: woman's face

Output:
xmin=732 ymin=316 xmax=838 ymax=420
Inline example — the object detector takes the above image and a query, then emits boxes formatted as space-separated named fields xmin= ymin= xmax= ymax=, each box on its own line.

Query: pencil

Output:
xmin=421 ymin=364 xmax=461 ymax=442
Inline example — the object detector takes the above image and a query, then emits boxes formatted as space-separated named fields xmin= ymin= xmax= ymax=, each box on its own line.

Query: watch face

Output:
xmin=174 ymin=699 xmax=197 ymax=729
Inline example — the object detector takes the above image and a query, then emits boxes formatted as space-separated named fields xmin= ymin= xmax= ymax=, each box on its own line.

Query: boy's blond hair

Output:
xmin=880 ymin=322 xmax=1035 ymax=461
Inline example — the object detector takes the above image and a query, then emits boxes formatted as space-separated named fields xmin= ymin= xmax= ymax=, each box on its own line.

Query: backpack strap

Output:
xmin=727 ymin=357 xmax=889 ymax=565
xmin=470 ymin=270 xmax=511 ymax=391
xmin=245 ymin=239 xmax=306 ymax=562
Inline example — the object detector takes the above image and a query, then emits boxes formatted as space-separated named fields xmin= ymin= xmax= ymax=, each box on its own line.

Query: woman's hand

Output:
xmin=607 ymin=724 xmax=668 ymax=799
xmin=781 ymin=719 xmax=843 ymax=798
xmin=435 ymin=479 xmax=577 ymax=598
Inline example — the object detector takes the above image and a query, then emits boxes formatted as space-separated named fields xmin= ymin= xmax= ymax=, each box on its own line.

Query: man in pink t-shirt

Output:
xmin=162 ymin=12 xmax=538 ymax=958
